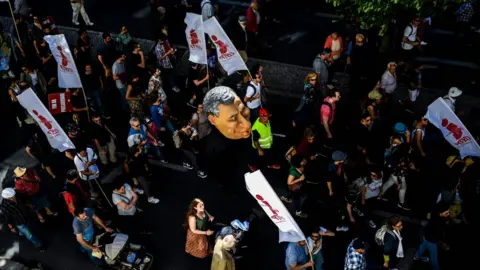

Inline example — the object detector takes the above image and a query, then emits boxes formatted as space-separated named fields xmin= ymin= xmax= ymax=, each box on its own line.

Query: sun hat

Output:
xmin=1 ymin=188 xmax=16 ymax=199
xmin=238 ymin=16 xmax=247 ymax=23
xmin=14 ymin=167 xmax=27 ymax=178
xmin=448 ymin=87 xmax=462 ymax=98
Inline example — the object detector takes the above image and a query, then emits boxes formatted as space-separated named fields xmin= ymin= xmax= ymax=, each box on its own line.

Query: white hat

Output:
xmin=1 ymin=188 xmax=16 ymax=199
xmin=448 ymin=87 xmax=462 ymax=98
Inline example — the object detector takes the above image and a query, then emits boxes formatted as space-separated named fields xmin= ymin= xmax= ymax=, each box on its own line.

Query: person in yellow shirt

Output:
xmin=248 ymin=108 xmax=280 ymax=171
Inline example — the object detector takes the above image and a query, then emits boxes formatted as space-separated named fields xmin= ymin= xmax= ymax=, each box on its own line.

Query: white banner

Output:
xmin=426 ymin=97 xmax=480 ymax=158
xmin=185 ymin=13 xmax=208 ymax=65
xmin=245 ymin=170 xmax=306 ymax=243
xmin=17 ymin=89 xmax=75 ymax=152
xmin=44 ymin=34 xmax=82 ymax=88
xmin=203 ymin=17 xmax=248 ymax=75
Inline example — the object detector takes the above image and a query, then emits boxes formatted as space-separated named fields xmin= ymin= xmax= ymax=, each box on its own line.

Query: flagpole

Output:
xmin=304 ymin=240 xmax=315 ymax=269
xmin=70 ymin=61 xmax=91 ymax=123
xmin=6 ymin=1 xmax=23 ymax=47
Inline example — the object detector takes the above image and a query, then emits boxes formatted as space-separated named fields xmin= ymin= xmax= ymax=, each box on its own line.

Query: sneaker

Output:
xmin=248 ymin=165 xmax=257 ymax=172
xmin=38 ymin=246 xmax=47 ymax=252
xmin=413 ymin=256 xmax=429 ymax=262
xmin=72 ymin=20 xmax=80 ymax=26
xmin=86 ymin=22 xmax=94 ymax=26
xmin=197 ymin=171 xmax=207 ymax=178
xmin=183 ymin=162 xmax=194 ymax=170
xmin=267 ymin=164 xmax=281 ymax=169
xmin=157 ymin=141 xmax=165 ymax=147
xmin=397 ymin=203 xmax=411 ymax=211
xmin=368 ymin=220 xmax=377 ymax=228
xmin=353 ymin=207 xmax=364 ymax=217
xmin=280 ymin=196 xmax=292 ymax=203
xmin=234 ymin=255 xmax=243 ymax=260
xmin=8 ymin=70 xmax=15 ymax=78
xmin=160 ymin=159 xmax=168 ymax=164
xmin=172 ymin=86 xmax=181 ymax=93
xmin=102 ymin=115 xmax=111 ymax=120
xmin=295 ymin=211 xmax=308 ymax=218
xmin=306 ymin=180 xmax=319 ymax=184
xmin=336 ymin=226 xmax=349 ymax=232
xmin=134 ymin=188 xmax=144 ymax=195
xmin=148 ymin=197 xmax=160 ymax=204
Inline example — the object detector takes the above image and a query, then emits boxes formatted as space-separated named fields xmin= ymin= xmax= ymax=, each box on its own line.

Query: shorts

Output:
xmin=345 ymin=194 xmax=359 ymax=205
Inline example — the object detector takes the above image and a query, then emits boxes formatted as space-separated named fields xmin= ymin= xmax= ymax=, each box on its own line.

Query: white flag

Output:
xmin=43 ymin=34 xmax=82 ymax=88
xmin=245 ymin=170 xmax=306 ymax=243
xmin=185 ymin=13 xmax=207 ymax=65
xmin=425 ymin=97 xmax=480 ymax=158
xmin=203 ymin=17 xmax=248 ymax=75
xmin=17 ymin=89 xmax=75 ymax=152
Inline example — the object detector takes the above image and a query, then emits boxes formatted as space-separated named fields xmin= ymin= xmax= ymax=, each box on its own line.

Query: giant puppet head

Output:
xmin=203 ymin=86 xmax=251 ymax=140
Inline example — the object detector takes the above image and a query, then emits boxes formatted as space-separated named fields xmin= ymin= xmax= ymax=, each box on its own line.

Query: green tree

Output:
xmin=326 ymin=0 xmax=467 ymax=34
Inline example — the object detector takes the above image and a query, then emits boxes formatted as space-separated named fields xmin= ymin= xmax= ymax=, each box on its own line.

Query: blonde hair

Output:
xmin=304 ymin=72 xmax=317 ymax=84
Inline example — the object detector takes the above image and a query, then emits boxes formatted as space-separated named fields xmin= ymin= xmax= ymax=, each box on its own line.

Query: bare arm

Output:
xmin=76 ymin=234 xmax=96 ymax=250
xmin=97 ymin=55 xmax=106 ymax=68
xmin=25 ymin=146 xmax=35 ymax=158
xmin=415 ymin=130 xmax=425 ymax=155
xmin=323 ymin=118 xmax=332 ymax=138
xmin=188 ymin=216 xmax=208 ymax=235
xmin=125 ymin=85 xmax=138 ymax=101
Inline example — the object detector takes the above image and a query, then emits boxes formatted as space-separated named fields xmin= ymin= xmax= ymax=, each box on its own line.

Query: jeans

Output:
xmin=16 ymin=224 xmax=42 ymax=248
xmin=118 ymin=87 xmax=129 ymax=111
xmin=147 ymin=145 xmax=164 ymax=160
xmin=135 ymin=175 xmax=151 ymax=198
xmin=88 ymin=89 xmax=104 ymax=114
xmin=415 ymin=240 xmax=439 ymax=270
xmin=291 ymin=190 xmax=306 ymax=213
xmin=80 ymin=244 xmax=106 ymax=265
xmin=249 ymin=106 xmax=260 ymax=122
xmin=312 ymin=250 xmax=324 ymax=270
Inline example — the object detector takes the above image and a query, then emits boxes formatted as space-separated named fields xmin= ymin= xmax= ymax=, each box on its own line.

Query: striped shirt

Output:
xmin=0 ymin=199 xmax=28 ymax=227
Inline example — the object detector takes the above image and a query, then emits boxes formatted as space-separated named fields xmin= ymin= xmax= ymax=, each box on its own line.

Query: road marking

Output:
xmin=287 ymin=31 xmax=308 ymax=44
xmin=133 ymin=5 xmax=151 ymax=19
xmin=272 ymin=133 xmax=286 ymax=138
xmin=416 ymin=56 xmax=480 ymax=69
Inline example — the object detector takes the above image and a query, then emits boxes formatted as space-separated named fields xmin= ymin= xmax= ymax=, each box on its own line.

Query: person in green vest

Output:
xmin=248 ymin=108 xmax=280 ymax=171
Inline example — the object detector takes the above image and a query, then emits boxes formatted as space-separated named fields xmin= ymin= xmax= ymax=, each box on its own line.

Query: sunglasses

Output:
xmin=309 ymin=78 xmax=317 ymax=81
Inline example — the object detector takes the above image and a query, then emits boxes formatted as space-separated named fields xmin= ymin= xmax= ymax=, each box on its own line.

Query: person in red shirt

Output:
xmin=246 ymin=0 xmax=271 ymax=51
xmin=14 ymin=167 xmax=57 ymax=223
xmin=320 ymin=88 xmax=341 ymax=140
xmin=62 ymin=169 xmax=89 ymax=216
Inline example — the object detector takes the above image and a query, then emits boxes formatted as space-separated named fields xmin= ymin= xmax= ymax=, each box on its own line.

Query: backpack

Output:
xmin=375 ymin=225 xmax=395 ymax=245
xmin=238 ymin=82 xmax=257 ymax=103
xmin=321 ymin=101 xmax=333 ymax=114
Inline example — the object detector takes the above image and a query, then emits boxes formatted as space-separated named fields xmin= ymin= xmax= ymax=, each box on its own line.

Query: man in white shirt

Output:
xmin=243 ymin=72 xmax=263 ymax=121
xmin=381 ymin=62 xmax=397 ymax=94
xmin=201 ymin=0 xmax=214 ymax=21
xmin=443 ymin=87 xmax=462 ymax=112
xmin=70 ymin=0 xmax=94 ymax=26
xmin=306 ymin=227 xmax=335 ymax=270
xmin=401 ymin=16 xmax=422 ymax=64
xmin=73 ymin=146 xmax=100 ymax=196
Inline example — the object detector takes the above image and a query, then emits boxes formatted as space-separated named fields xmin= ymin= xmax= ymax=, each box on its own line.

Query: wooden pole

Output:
xmin=7 ymin=1 xmax=23 ymax=47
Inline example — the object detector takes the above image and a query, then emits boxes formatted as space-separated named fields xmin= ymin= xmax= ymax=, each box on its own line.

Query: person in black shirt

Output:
xmin=37 ymin=38 xmax=57 ymax=81
xmin=77 ymin=28 xmax=93 ymax=72
xmin=0 ymin=188 xmax=45 ymax=251
xmin=96 ymin=33 xmax=117 ymax=78
xmin=355 ymin=113 xmax=373 ymax=163
xmin=90 ymin=114 xmax=117 ymax=166
xmin=70 ymin=88 xmax=89 ymax=130
xmin=82 ymin=64 xmax=106 ymax=116
xmin=25 ymin=131 xmax=56 ymax=179
xmin=187 ymin=64 xmax=209 ymax=110
xmin=65 ymin=123 xmax=89 ymax=161
xmin=414 ymin=203 xmax=450 ymax=269
xmin=124 ymin=144 xmax=159 ymax=203
xmin=176 ymin=119 xmax=208 ymax=178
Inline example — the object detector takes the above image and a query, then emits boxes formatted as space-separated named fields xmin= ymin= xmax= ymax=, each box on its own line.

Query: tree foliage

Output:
xmin=326 ymin=0 xmax=467 ymax=34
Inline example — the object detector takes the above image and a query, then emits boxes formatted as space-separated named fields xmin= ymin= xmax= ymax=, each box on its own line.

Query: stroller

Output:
xmin=215 ymin=219 xmax=250 ymax=258
xmin=96 ymin=233 xmax=153 ymax=270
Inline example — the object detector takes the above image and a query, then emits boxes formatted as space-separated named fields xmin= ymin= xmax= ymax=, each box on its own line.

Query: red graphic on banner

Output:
xmin=211 ymin=35 xmax=235 ymax=60
xmin=189 ymin=29 xmax=202 ymax=50
xmin=56 ymin=45 xmax=74 ymax=73
xmin=255 ymin=194 xmax=286 ymax=223
xmin=441 ymin=118 xmax=471 ymax=146
xmin=32 ymin=109 xmax=60 ymax=136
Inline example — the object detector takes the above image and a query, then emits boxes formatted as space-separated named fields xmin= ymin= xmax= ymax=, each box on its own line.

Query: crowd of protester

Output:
xmin=1 ymin=0 xmax=480 ymax=270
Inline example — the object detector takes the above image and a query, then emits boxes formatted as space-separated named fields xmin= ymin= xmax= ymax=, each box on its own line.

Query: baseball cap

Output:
xmin=238 ymin=16 xmax=247 ymax=23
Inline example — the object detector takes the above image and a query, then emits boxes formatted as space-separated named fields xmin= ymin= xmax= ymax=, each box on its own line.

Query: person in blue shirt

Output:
xmin=285 ymin=240 xmax=313 ymax=270
xmin=127 ymin=117 xmax=166 ymax=162
xmin=149 ymin=95 xmax=175 ymax=134
xmin=72 ymin=208 xmax=112 ymax=265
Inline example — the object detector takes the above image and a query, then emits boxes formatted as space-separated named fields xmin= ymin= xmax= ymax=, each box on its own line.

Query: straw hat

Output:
xmin=14 ymin=167 xmax=27 ymax=178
